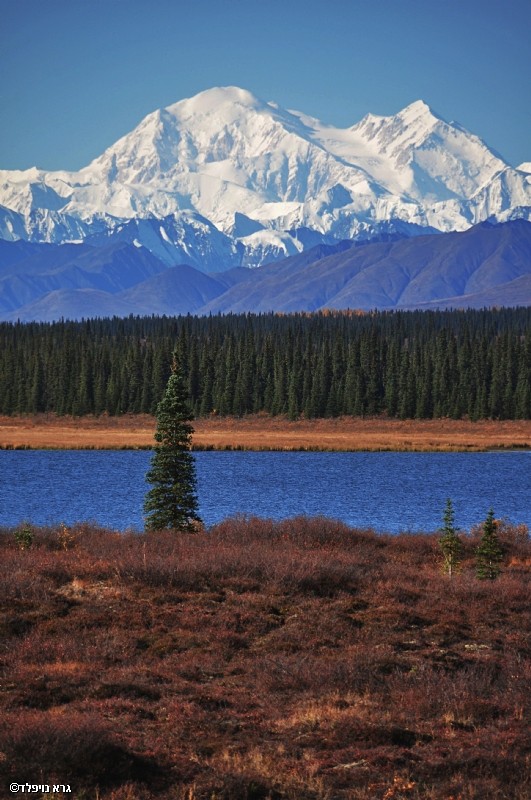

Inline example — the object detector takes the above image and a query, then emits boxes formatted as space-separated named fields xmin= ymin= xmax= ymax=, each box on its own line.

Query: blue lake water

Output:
xmin=0 ymin=450 xmax=529 ymax=533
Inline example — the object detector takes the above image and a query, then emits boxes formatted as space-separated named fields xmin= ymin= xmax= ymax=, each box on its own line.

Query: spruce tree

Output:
xmin=144 ymin=356 xmax=202 ymax=531
xmin=476 ymin=508 xmax=503 ymax=580
xmin=439 ymin=498 xmax=461 ymax=578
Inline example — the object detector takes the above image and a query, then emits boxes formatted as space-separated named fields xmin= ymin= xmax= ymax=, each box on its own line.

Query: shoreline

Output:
xmin=0 ymin=413 xmax=530 ymax=452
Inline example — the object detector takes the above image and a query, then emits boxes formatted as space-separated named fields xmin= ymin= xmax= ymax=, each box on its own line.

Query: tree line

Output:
xmin=0 ymin=308 xmax=529 ymax=420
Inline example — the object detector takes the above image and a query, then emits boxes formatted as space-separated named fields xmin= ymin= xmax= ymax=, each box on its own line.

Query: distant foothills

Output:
xmin=0 ymin=219 xmax=531 ymax=322
xmin=1 ymin=308 xmax=529 ymax=421
xmin=0 ymin=87 xmax=530 ymax=322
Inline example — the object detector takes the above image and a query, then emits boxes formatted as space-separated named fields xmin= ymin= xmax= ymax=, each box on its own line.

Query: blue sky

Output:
xmin=1 ymin=0 xmax=530 ymax=170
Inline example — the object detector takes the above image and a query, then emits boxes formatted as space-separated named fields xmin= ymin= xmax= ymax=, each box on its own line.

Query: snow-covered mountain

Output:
xmin=0 ymin=86 xmax=529 ymax=269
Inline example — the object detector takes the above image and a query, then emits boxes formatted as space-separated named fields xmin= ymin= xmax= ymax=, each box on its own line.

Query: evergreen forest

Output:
xmin=0 ymin=308 xmax=529 ymax=420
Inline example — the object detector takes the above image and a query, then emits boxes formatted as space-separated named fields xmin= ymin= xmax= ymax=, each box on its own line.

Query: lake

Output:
xmin=0 ymin=450 xmax=529 ymax=533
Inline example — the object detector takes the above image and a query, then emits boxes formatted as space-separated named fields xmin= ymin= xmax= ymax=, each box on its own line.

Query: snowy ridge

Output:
xmin=0 ymin=87 xmax=529 ymax=269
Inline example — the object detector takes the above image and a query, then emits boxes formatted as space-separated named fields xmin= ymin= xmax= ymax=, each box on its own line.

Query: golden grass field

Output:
xmin=0 ymin=413 xmax=530 ymax=451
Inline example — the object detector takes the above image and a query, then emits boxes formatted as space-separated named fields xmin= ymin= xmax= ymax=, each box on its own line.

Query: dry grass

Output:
xmin=1 ymin=413 xmax=530 ymax=451
xmin=0 ymin=517 xmax=529 ymax=799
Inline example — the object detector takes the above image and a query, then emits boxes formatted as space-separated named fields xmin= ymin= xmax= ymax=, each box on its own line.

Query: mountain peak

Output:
xmin=166 ymin=86 xmax=265 ymax=118
xmin=352 ymin=99 xmax=441 ymax=142
xmin=399 ymin=99 xmax=439 ymax=121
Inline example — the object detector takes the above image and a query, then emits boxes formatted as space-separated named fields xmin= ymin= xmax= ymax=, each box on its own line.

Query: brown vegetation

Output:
xmin=1 ymin=413 xmax=530 ymax=451
xmin=0 ymin=517 xmax=529 ymax=799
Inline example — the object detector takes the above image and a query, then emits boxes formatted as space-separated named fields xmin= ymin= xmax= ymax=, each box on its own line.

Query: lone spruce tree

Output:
xmin=439 ymin=498 xmax=461 ymax=579
xmin=144 ymin=356 xmax=201 ymax=531
xmin=476 ymin=508 xmax=503 ymax=579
